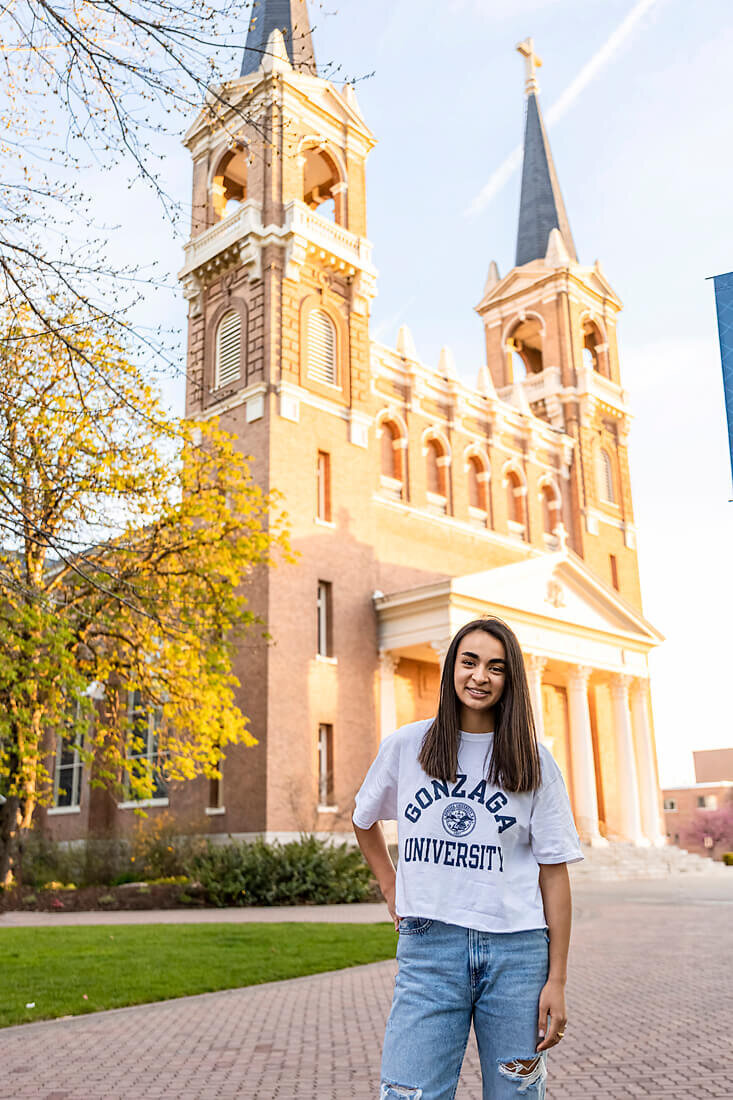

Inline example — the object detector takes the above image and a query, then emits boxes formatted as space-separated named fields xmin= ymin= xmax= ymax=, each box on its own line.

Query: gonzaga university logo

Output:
xmin=442 ymin=802 xmax=476 ymax=837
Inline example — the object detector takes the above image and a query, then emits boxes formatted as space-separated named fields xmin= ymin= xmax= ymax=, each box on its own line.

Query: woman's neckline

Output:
xmin=459 ymin=729 xmax=494 ymax=741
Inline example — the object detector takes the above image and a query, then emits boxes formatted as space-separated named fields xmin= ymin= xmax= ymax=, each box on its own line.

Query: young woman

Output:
xmin=353 ymin=617 xmax=582 ymax=1100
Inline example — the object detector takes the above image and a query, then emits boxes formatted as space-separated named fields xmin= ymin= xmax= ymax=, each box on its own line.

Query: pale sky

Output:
xmin=89 ymin=0 xmax=733 ymax=787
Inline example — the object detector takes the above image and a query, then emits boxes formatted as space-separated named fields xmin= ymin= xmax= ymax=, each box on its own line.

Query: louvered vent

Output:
xmin=216 ymin=311 xmax=241 ymax=389
xmin=307 ymin=310 xmax=336 ymax=386
xmin=600 ymin=449 xmax=615 ymax=503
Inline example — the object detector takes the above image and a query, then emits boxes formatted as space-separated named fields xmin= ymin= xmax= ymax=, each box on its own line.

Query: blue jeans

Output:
xmin=381 ymin=919 xmax=549 ymax=1100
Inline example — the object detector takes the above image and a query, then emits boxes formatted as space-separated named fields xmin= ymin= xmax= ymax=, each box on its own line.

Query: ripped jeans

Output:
xmin=381 ymin=919 xmax=549 ymax=1100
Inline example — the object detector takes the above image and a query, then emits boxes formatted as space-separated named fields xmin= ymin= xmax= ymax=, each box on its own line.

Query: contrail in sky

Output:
xmin=466 ymin=0 xmax=663 ymax=217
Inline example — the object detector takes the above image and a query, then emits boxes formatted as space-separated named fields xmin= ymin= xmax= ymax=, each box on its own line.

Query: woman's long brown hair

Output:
xmin=418 ymin=617 xmax=542 ymax=793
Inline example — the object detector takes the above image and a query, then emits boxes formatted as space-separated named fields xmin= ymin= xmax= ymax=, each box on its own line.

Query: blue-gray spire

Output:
xmin=515 ymin=39 xmax=577 ymax=267
xmin=241 ymin=0 xmax=317 ymax=77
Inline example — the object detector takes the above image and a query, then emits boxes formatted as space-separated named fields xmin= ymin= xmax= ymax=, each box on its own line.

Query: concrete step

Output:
xmin=569 ymin=842 xmax=728 ymax=880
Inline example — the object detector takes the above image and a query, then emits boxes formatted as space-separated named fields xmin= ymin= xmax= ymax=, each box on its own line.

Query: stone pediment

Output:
xmin=454 ymin=551 xmax=661 ymax=645
xmin=184 ymin=72 xmax=374 ymax=152
xmin=476 ymin=261 xmax=622 ymax=315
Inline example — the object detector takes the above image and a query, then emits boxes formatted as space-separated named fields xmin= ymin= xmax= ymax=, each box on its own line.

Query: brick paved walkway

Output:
xmin=1 ymin=878 xmax=731 ymax=1099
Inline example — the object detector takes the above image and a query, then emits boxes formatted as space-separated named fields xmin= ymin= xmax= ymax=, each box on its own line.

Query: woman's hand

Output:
xmin=535 ymin=978 xmax=567 ymax=1052
xmin=537 ymin=862 xmax=572 ymax=1052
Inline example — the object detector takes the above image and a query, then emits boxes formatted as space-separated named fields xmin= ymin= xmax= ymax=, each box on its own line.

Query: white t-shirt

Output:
xmin=353 ymin=719 xmax=583 ymax=934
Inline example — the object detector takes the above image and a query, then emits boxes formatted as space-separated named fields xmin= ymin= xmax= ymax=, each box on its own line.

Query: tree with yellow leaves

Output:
xmin=0 ymin=301 xmax=292 ymax=884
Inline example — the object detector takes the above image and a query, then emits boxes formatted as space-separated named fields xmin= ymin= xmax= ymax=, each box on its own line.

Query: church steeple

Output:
xmin=515 ymin=38 xmax=577 ymax=267
xmin=241 ymin=0 xmax=317 ymax=77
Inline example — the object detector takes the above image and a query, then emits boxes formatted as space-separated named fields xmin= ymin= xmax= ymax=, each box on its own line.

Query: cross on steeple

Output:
xmin=514 ymin=37 xmax=577 ymax=266
xmin=517 ymin=37 xmax=542 ymax=96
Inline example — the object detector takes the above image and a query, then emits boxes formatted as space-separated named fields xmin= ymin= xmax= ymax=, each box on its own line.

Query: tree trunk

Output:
xmin=0 ymin=794 xmax=24 ymax=887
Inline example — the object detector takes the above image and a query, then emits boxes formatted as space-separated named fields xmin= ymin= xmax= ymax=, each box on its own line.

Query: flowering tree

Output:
xmin=682 ymin=805 xmax=733 ymax=860
xmin=0 ymin=302 xmax=292 ymax=884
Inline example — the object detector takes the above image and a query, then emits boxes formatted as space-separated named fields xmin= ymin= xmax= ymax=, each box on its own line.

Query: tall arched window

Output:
xmin=307 ymin=310 xmax=337 ymax=386
xmin=505 ymin=315 xmax=544 ymax=383
xmin=302 ymin=145 xmax=345 ymax=225
xmin=506 ymin=469 xmax=526 ymax=538
xmin=599 ymin=448 xmax=616 ymax=504
xmin=583 ymin=319 xmax=610 ymax=378
xmin=467 ymin=455 xmax=487 ymax=517
xmin=378 ymin=419 xmax=404 ymax=500
xmin=381 ymin=421 xmax=401 ymax=481
xmin=541 ymin=484 xmax=560 ymax=535
xmin=426 ymin=439 xmax=443 ymax=496
xmin=215 ymin=310 xmax=241 ymax=389
xmin=506 ymin=471 xmax=521 ymax=523
xmin=381 ymin=423 xmax=396 ymax=480
xmin=467 ymin=457 xmax=481 ymax=509
xmin=212 ymin=148 xmax=248 ymax=221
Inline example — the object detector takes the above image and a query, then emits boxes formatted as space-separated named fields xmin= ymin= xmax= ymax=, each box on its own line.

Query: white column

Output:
xmin=378 ymin=651 xmax=398 ymax=743
xmin=525 ymin=655 xmax=548 ymax=746
xmin=610 ymin=674 xmax=646 ymax=846
xmin=566 ymin=665 xmax=604 ymax=845
xmin=630 ymin=678 xmax=666 ymax=846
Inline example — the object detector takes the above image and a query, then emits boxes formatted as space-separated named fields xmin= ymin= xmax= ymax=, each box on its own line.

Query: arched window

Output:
xmin=506 ymin=471 xmax=521 ymax=524
xmin=583 ymin=319 xmax=610 ymax=379
xmin=378 ymin=419 xmax=404 ymax=499
xmin=422 ymin=430 xmax=450 ymax=513
xmin=467 ymin=457 xmax=481 ymax=509
xmin=307 ymin=310 xmax=337 ymax=386
xmin=505 ymin=315 xmax=544 ymax=382
xmin=425 ymin=439 xmax=444 ymax=496
xmin=599 ymin=448 xmax=616 ymax=504
xmin=380 ymin=421 xmax=399 ymax=481
xmin=505 ymin=469 xmax=526 ymax=538
xmin=215 ymin=310 xmax=241 ymax=389
xmin=467 ymin=455 xmax=488 ymax=516
xmin=541 ymin=484 xmax=560 ymax=535
xmin=302 ymin=145 xmax=345 ymax=225
xmin=212 ymin=148 xmax=248 ymax=221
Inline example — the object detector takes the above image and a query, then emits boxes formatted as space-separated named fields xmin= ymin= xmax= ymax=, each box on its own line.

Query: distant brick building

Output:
xmin=42 ymin=12 xmax=666 ymax=850
xmin=663 ymin=749 xmax=733 ymax=857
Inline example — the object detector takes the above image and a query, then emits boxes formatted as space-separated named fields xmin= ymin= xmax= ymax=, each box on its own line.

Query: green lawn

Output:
xmin=0 ymin=922 xmax=397 ymax=1028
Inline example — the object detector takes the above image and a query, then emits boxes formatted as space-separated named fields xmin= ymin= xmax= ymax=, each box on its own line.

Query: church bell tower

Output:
xmin=177 ymin=0 xmax=380 ymax=834
xmin=179 ymin=0 xmax=377 ymax=434
xmin=476 ymin=39 xmax=642 ymax=607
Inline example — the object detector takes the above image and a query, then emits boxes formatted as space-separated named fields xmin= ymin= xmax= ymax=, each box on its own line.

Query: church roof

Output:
xmin=241 ymin=0 xmax=317 ymax=77
xmin=515 ymin=91 xmax=577 ymax=267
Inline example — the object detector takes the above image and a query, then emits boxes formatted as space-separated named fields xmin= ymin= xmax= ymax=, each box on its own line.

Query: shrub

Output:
xmin=20 ymin=833 xmax=77 ymax=889
xmin=130 ymin=813 xmax=207 ymax=880
xmin=722 ymin=852 xmax=733 ymax=866
xmin=191 ymin=836 xmax=373 ymax=907
xmin=20 ymin=833 xmax=132 ymax=889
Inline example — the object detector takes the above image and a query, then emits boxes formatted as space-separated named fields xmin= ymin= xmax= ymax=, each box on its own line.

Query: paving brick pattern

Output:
xmin=1 ymin=879 xmax=731 ymax=1099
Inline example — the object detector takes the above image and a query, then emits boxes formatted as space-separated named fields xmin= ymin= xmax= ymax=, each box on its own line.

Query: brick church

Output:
xmin=44 ymin=2 xmax=666 ymax=850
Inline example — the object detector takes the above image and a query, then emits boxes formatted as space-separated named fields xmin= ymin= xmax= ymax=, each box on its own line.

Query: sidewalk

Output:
xmin=1 ymin=878 xmax=732 ymax=1099
xmin=0 ymin=901 xmax=392 ymax=927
